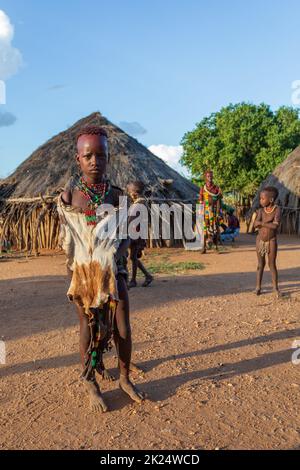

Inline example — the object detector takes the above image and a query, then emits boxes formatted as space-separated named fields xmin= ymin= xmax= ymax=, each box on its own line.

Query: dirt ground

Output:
xmin=0 ymin=228 xmax=300 ymax=450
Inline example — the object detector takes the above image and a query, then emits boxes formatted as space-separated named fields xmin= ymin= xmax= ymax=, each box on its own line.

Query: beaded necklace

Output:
xmin=204 ymin=184 xmax=221 ymax=198
xmin=264 ymin=205 xmax=277 ymax=215
xmin=77 ymin=176 xmax=110 ymax=225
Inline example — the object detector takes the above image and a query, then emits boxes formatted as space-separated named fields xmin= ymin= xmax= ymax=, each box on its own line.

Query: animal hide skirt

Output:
xmin=57 ymin=195 xmax=128 ymax=379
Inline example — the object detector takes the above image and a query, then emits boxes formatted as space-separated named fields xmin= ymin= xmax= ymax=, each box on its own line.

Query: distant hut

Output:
xmin=0 ymin=112 xmax=198 ymax=252
xmin=251 ymin=146 xmax=300 ymax=235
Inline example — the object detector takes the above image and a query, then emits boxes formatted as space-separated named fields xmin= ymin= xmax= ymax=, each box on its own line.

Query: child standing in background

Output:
xmin=254 ymin=186 xmax=281 ymax=298
xmin=127 ymin=181 xmax=153 ymax=288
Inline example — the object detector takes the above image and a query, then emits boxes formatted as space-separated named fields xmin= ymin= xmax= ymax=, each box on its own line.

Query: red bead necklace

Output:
xmin=78 ymin=177 xmax=109 ymax=225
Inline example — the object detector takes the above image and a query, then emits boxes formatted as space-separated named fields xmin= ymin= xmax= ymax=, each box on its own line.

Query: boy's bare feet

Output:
xmin=85 ymin=379 xmax=108 ymax=412
xmin=119 ymin=375 xmax=145 ymax=403
xmin=254 ymin=288 xmax=261 ymax=296
xmin=95 ymin=359 xmax=115 ymax=381
xmin=101 ymin=369 xmax=115 ymax=381
xmin=96 ymin=364 xmax=115 ymax=381
xmin=128 ymin=280 xmax=137 ymax=289
xmin=142 ymin=275 xmax=153 ymax=287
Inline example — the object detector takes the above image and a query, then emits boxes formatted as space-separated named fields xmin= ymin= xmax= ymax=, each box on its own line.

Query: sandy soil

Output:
xmin=0 ymin=229 xmax=300 ymax=450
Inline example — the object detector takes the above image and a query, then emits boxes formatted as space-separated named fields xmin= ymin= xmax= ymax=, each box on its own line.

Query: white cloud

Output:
xmin=148 ymin=144 xmax=190 ymax=177
xmin=0 ymin=10 xmax=23 ymax=80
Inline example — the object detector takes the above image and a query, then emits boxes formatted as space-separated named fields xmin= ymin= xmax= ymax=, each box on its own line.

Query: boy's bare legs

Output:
xmin=128 ymin=257 xmax=138 ymax=288
xmin=77 ymin=306 xmax=90 ymax=368
xmin=268 ymin=240 xmax=280 ymax=297
xmin=129 ymin=251 xmax=153 ymax=288
xmin=77 ymin=306 xmax=108 ymax=412
xmin=137 ymin=260 xmax=153 ymax=287
xmin=255 ymin=241 xmax=265 ymax=295
xmin=114 ymin=275 xmax=145 ymax=403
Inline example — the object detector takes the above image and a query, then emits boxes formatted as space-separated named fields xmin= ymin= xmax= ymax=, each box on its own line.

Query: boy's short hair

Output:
xmin=261 ymin=186 xmax=279 ymax=200
xmin=127 ymin=181 xmax=145 ymax=193
xmin=76 ymin=126 xmax=108 ymax=142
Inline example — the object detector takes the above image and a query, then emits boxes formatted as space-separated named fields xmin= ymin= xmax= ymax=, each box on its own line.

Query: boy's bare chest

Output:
xmin=259 ymin=209 xmax=277 ymax=241
xmin=261 ymin=210 xmax=276 ymax=224
xmin=71 ymin=188 xmax=117 ymax=211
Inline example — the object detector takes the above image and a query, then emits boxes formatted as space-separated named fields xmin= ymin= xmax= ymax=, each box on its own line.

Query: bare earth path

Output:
xmin=0 ymin=230 xmax=300 ymax=450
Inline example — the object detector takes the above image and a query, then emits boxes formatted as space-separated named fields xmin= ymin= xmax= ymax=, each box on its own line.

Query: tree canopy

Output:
xmin=181 ymin=103 xmax=300 ymax=197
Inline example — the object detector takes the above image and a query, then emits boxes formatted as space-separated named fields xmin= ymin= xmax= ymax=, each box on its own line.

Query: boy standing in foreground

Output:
xmin=58 ymin=126 xmax=145 ymax=412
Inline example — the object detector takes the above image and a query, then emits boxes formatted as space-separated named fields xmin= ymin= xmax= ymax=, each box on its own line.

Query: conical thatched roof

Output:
xmin=252 ymin=146 xmax=300 ymax=234
xmin=0 ymin=112 xmax=197 ymax=200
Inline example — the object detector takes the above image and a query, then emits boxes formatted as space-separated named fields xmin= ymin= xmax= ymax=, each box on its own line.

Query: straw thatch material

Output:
xmin=251 ymin=146 xmax=300 ymax=235
xmin=0 ymin=112 xmax=198 ymax=252
xmin=0 ymin=111 xmax=197 ymax=199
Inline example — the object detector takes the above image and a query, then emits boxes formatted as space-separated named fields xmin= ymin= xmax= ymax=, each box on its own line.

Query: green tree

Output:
xmin=181 ymin=103 xmax=300 ymax=197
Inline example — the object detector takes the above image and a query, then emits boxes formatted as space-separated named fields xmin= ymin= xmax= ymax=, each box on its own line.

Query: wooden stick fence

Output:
xmin=0 ymin=195 xmax=299 ymax=254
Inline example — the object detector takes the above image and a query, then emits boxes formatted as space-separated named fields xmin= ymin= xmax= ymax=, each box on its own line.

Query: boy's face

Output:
xmin=127 ymin=184 xmax=139 ymax=200
xmin=260 ymin=191 xmax=273 ymax=207
xmin=76 ymin=134 xmax=108 ymax=182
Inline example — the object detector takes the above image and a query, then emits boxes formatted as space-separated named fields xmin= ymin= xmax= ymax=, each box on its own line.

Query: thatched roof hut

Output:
xmin=0 ymin=111 xmax=197 ymax=199
xmin=0 ymin=112 xmax=198 ymax=252
xmin=252 ymin=146 xmax=300 ymax=235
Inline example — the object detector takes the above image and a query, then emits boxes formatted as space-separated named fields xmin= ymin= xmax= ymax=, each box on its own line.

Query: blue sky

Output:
xmin=0 ymin=0 xmax=300 ymax=177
